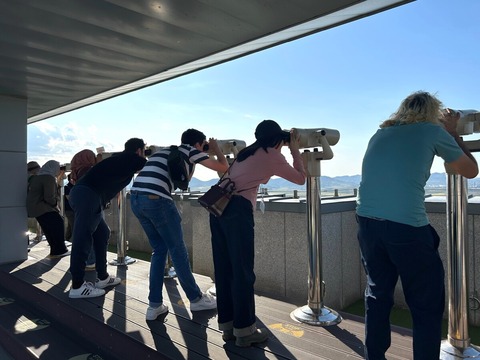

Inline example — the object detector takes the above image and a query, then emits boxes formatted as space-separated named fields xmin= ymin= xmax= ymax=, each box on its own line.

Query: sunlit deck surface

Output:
xmin=0 ymin=240 xmax=414 ymax=359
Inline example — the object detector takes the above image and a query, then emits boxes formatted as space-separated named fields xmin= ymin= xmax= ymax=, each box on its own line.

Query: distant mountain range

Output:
xmin=189 ymin=173 xmax=480 ymax=192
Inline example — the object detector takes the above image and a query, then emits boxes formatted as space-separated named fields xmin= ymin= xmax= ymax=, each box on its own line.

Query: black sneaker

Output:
xmin=235 ymin=328 xmax=269 ymax=347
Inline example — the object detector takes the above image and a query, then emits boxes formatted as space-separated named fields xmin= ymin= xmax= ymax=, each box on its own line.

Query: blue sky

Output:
xmin=27 ymin=0 xmax=480 ymax=180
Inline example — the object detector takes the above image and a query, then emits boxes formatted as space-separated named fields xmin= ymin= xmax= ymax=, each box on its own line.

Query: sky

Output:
xmin=27 ymin=0 xmax=480 ymax=181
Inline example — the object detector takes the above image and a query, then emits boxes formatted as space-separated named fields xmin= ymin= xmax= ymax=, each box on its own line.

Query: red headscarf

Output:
xmin=70 ymin=149 xmax=96 ymax=184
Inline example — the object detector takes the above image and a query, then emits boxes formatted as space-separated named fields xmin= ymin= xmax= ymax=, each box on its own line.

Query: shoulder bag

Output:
xmin=198 ymin=161 xmax=237 ymax=217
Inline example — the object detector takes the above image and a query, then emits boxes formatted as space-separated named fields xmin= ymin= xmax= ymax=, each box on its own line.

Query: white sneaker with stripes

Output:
xmin=69 ymin=281 xmax=105 ymax=298
xmin=95 ymin=275 xmax=121 ymax=289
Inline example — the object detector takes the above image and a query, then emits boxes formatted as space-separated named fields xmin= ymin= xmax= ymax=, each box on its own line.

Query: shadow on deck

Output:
xmin=0 ymin=240 xmax=413 ymax=359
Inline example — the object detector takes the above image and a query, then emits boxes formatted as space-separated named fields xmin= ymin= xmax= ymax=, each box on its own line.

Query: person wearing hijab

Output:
xmin=208 ymin=120 xmax=306 ymax=347
xmin=66 ymin=149 xmax=98 ymax=269
xmin=70 ymin=149 xmax=97 ymax=184
xmin=26 ymin=160 xmax=70 ymax=258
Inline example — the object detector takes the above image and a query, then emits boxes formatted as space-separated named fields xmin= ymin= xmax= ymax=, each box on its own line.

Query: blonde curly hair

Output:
xmin=380 ymin=91 xmax=444 ymax=128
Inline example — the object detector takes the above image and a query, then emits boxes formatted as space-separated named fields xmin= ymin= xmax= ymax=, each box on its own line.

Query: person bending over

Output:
xmin=130 ymin=128 xmax=228 ymax=320
xmin=356 ymin=91 xmax=478 ymax=360
xmin=68 ymin=138 xmax=147 ymax=298
xmin=209 ymin=120 xmax=306 ymax=347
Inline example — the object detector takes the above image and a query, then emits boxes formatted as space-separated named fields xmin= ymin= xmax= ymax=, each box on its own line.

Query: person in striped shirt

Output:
xmin=130 ymin=128 xmax=228 ymax=320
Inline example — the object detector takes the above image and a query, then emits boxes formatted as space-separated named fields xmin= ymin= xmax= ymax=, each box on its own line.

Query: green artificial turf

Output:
xmin=108 ymin=245 xmax=151 ymax=262
xmin=343 ymin=299 xmax=480 ymax=344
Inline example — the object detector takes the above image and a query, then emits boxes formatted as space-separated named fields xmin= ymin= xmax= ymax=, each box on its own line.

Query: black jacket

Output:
xmin=75 ymin=151 xmax=146 ymax=206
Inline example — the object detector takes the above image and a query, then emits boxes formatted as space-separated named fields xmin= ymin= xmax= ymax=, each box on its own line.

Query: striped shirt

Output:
xmin=131 ymin=144 xmax=208 ymax=200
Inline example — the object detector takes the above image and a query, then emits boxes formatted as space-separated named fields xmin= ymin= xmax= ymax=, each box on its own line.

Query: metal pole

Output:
xmin=59 ymin=185 xmax=65 ymax=217
xmin=164 ymin=253 xmax=177 ymax=278
xmin=109 ymin=188 xmax=137 ymax=266
xmin=307 ymin=175 xmax=322 ymax=310
xmin=291 ymin=150 xmax=341 ymax=326
xmin=440 ymin=174 xmax=480 ymax=358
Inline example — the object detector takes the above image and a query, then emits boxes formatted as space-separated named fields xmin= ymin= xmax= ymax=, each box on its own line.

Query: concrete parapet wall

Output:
xmin=104 ymin=193 xmax=196 ymax=262
xmin=188 ymin=198 xmax=365 ymax=311
xmin=102 ymin=192 xmax=480 ymax=326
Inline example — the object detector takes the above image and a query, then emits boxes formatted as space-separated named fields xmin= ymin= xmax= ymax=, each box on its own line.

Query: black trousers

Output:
xmin=209 ymin=195 xmax=257 ymax=336
xmin=36 ymin=211 xmax=68 ymax=255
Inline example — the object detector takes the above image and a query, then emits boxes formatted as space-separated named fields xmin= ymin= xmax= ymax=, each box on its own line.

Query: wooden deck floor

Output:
xmin=0 ymin=240 xmax=414 ymax=359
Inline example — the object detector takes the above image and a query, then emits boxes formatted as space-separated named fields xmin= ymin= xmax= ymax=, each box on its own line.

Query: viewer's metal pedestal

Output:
xmin=111 ymin=256 xmax=136 ymax=266
xmin=164 ymin=262 xmax=177 ymax=279
xmin=290 ymin=135 xmax=342 ymax=327
xmin=440 ymin=173 xmax=480 ymax=359
xmin=109 ymin=188 xmax=137 ymax=266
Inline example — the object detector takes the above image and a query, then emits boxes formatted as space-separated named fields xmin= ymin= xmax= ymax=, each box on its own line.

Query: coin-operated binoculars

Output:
xmin=206 ymin=139 xmax=246 ymax=179
xmin=144 ymin=145 xmax=167 ymax=157
xmin=207 ymin=139 xmax=246 ymax=163
xmin=441 ymin=109 xmax=480 ymax=359
xmin=454 ymin=110 xmax=480 ymax=136
xmin=217 ymin=139 xmax=246 ymax=159
xmin=290 ymin=128 xmax=342 ymax=326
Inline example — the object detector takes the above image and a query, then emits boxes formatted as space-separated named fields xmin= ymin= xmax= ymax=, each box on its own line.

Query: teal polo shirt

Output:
xmin=356 ymin=122 xmax=464 ymax=227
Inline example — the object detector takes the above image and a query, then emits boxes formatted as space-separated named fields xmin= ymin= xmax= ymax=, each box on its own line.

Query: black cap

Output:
xmin=254 ymin=120 xmax=289 ymax=140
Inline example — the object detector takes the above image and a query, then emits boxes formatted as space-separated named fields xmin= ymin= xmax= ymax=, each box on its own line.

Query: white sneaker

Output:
xmin=146 ymin=304 xmax=169 ymax=320
xmin=48 ymin=250 xmax=71 ymax=259
xmin=190 ymin=292 xmax=217 ymax=311
xmin=69 ymin=282 xmax=105 ymax=298
xmin=96 ymin=275 xmax=121 ymax=289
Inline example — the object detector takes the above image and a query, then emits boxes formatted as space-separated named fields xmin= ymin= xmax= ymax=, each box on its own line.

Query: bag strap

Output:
xmin=218 ymin=158 xmax=236 ymax=182
xmin=217 ymin=158 xmax=256 ymax=194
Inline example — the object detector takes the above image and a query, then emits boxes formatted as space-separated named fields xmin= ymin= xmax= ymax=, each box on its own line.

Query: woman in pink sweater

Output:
xmin=209 ymin=120 xmax=306 ymax=347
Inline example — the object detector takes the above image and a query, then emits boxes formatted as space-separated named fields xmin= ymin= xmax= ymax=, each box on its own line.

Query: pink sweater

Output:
xmin=227 ymin=146 xmax=306 ymax=208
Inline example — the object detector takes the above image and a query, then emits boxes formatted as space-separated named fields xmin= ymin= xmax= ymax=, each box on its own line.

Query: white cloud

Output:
xmin=27 ymin=122 xmax=110 ymax=166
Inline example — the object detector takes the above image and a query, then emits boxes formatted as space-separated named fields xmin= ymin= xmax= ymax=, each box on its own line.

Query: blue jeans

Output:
xmin=357 ymin=215 xmax=445 ymax=360
xmin=130 ymin=192 xmax=201 ymax=307
xmin=69 ymin=185 xmax=111 ymax=288
xmin=209 ymin=195 xmax=256 ymax=337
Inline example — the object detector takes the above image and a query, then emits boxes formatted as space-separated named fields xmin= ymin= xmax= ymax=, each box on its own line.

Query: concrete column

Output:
xmin=0 ymin=96 xmax=28 ymax=264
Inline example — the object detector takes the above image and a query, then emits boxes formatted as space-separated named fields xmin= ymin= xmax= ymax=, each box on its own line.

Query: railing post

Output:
xmin=109 ymin=188 xmax=137 ymax=266
xmin=290 ymin=146 xmax=342 ymax=326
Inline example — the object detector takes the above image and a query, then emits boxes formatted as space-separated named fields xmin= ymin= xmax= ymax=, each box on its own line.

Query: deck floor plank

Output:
xmin=0 ymin=240 xmax=414 ymax=359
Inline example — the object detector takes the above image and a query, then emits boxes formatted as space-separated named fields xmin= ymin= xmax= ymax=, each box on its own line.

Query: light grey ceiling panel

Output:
xmin=0 ymin=0 xmax=413 ymax=123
